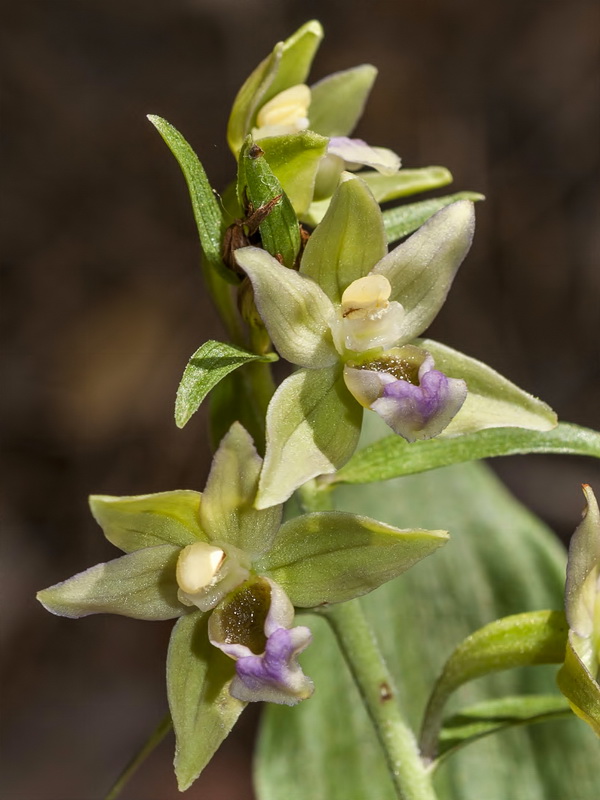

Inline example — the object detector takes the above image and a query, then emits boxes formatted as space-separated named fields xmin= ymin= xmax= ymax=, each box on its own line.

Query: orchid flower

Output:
xmin=234 ymin=174 xmax=557 ymax=508
xmin=37 ymin=421 xmax=449 ymax=789
xmin=558 ymin=485 xmax=600 ymax=735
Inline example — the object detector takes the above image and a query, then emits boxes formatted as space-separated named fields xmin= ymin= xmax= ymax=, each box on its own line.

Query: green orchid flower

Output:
xmin=37 ymin=422 xmax=449 ymax=789
xmin=558 ymin=484 xmax=600 ymax=735
xmin=234 ymin=173 xmax=557 ymax=508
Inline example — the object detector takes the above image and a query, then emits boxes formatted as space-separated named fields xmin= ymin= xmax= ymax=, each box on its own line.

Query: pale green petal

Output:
xmin=557 ymin=635 xmax=600 ymax=737
xmin=258 ymin=131 xmax=329 ymax=214
xmin=309 ymin=65 xmax=377 ymax=137
xmin=235 ymin=246 xmax=337 ymax=368
xmin=256 ymin=511 xmax=448 ymax=607
xmin=361 ymin=166 xmax=453 ymax=204
xmin=257 ymin=366 xmax=362 ymax=509
xmin=199 ymin=422 xmax=282 ymax=556
xmin=300 ymin=173 xmax=387 ymax=304
xmin=168 ymin=612 xmax=246 ymax=791
xmin=89 ymin=491 xmax=203 ymax=553
xmin=36 ymin=545 xmax=183 ymax=620
xmin=372 ymin=200 xmax=475 ymax=342
xmin=420 ymin=339 xmax=558 ymax=434
xmin=565 ymin=486 xmax=600 ymax=640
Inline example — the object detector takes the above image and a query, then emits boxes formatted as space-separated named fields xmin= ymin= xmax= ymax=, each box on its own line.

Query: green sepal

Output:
xmin=258 ymin=131 xmax=329 ymax=215
xmin=199 ymin=422 xmax=281 ymax=557
xmin=329 ymin=422 xmax=600 ymax=486
xmin=420 ymin=610 xmax=568 ymax=759
xmin=147 ymin=115 xmax=232 ymax=284
xmin=256 ymin=511 xmax=448 ymax=607
xmin=36 ymin=545 xmax=185 ymax=620
xmin=227 ymin=21 xmax=323 ymax=155
xmin=235 ymin=247 xmax=337 ymax=369
xmin=300 ymin=173 xmax=387 ymax=304
xmin=238 ymin=137 xmax=301 ymax=267
xmin=309 ymin=64 xmax=377 ymax=137
xmin=437 ymin=695 xmax=573 ymax=763
xmin=419 ymin=338 xmax=558 ymax=434
xmin=557 ymin=636 xmax=600 ymax=736
xmin=373 ymin=201 xmax=475 ymax=342
xmin=362 ymin=166 xmax=453 ymax=204
xmin=167 ymin=611 xmax=246 ymax=791
xmin=175 ymin=339 xmax=277 ymax=429
xmin=383 ymin=191 xmax=485 ymax=245
xmin=89 ymin=491 xmax=204 ymax=552
xmin=257 ymin=366 xmax=363 ymax=509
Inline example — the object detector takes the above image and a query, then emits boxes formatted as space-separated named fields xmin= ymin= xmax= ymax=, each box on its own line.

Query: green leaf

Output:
xmin=373 ymin=201 xmax=474 ymax=343
xmin=383 ymin=191 xmax=485 ymax=245
xmin=330 ymin=422 xmax=600 ymax=486
xmin=420 ymin=338 xmax=558 ymax=434
xmin=238 ymin=138 xmax=301 ymax=268
xmin=557 ymin=637 xmax=600 ymax=736
xmin=300 ymin=173 xmax=387 ymax=304
xmin=147 ymin=116 xmax=231 ymax=283
xmin=175 ymin=339 xmax=277 ymax=429
xmin=89 ymin=491 xmax=203 ymax=552
xmin=258 ymin=131 xmax=329 ymax=215
xmin=438 ymin=695 xmax=573 ymax=762
xmin=227 ymin=21 xmax=323 ymax=155
xmin=420 ymin=610 xmax=568 ymax=760
xmin=37 ymin=545 xmax=184 ymax=620
xmin=235 ymin=247 xmax=337 ymax=369
xmin=362 ymin=166 xmax=453 ymax=204
xmin=256 ymin=511 xmax=447 ymax=607
xmin=309 ymin=64 xmax=378 ymax=138
xmin=257 ymin=366 xmax=363 ymax=509
xmin=256 ymin=456 xmax=599 ymax=800
xmin=199 ymin=422 xmax=281 ymax=557
xmin=167 ymin=612 xmax=246 ymax=791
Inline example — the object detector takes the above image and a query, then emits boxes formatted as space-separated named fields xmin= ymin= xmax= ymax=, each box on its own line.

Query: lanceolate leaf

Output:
xmin=167 ymin=612 xmax=246 ymax=791
xmin=383 ymin=191 xmax=485 ymax=245
xmin=362 ymin=166 xmax=453 ymax=204
xmin=147 ymin=116 xmax=231 ymax=283
xmin=329 ymin=422 xmax=600 ymax=486
xmin=437 ymin=695 xmax=573 ymax=762
xmin=256 ymin=456 xmax=599 ymax=800
xmin=175 ymin=340 xmax=277 ymax=429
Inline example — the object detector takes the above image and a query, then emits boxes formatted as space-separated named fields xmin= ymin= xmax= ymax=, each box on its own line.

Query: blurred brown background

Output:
xmin=1 ymin=1 xmax=599 ymax=798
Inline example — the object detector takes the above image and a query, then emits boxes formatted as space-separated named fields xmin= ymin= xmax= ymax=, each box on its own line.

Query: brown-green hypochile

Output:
xmin=558 ymin=484 xmax=600 ymax=735
xmin=234 ymin=173 xmax=557 ymax=508
xmin=37 ymin=422 xmax=449 ymax=790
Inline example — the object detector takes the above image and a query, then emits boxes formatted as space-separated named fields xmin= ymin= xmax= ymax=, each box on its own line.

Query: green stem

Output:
xmin=322 ymin=601 xmax=438 ymax=800
xmin=104 ymin=713 xmax=172 ymax=800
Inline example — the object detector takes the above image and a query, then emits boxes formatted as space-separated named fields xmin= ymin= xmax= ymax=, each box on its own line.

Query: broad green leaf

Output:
xmin=227 ymin=21 xmax=323 ymax=155
xmin=258 ymin=131 xmax=329 ymax=214
xmin=147 ymin=116 xmax=231 ymax=283
xmin=89 ymin=491 xmax=203 ymax=552
xmin=330 ymin=422 xmax=600 ymax=486
xmin=256 ymin=511 xmax=447 ymax=607
xmin=309 ymin=65 xmax=377 ymax=138
xmin=199 ymin=422 xmax=281 ymax=557
xmin=167 ymin=612 xmax=246 ymax=791
xmin=557 ymin=637 xmax=600 ymax=736
xmin=420 ymin=610 xmax=568 ymax=760
xmin=383 ymin=191 xmax=485 ymax=245
xmin=373 ymin=201 xmax=475 ymax=342
xmin=363 ymin=166 xmax=453 ymax=204
xmin=235 ymin=246 xmax=337 ymax=369
xmin=420 ymin=339 xmax=558 ymax=434
xmin=300 ymin=173 xmax=387 ymax=304
xmin=238 ymin=138 xmax=301 ymax=268
xmin=175 ymin=339 xmax=277 ymax=429
xmin=437 ymin=695 xmax=573 ymax=762
xmin=37 ymin=545 xmax=184 ymax=620
xmin=257 ymin=366 xmax=362 ymax=509
xmin=256 ymin=457 xmax=599 ymax=800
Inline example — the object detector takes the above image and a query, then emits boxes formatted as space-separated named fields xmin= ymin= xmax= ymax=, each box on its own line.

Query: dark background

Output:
xmin=1 ymin=1 xmax=599 ymax=798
